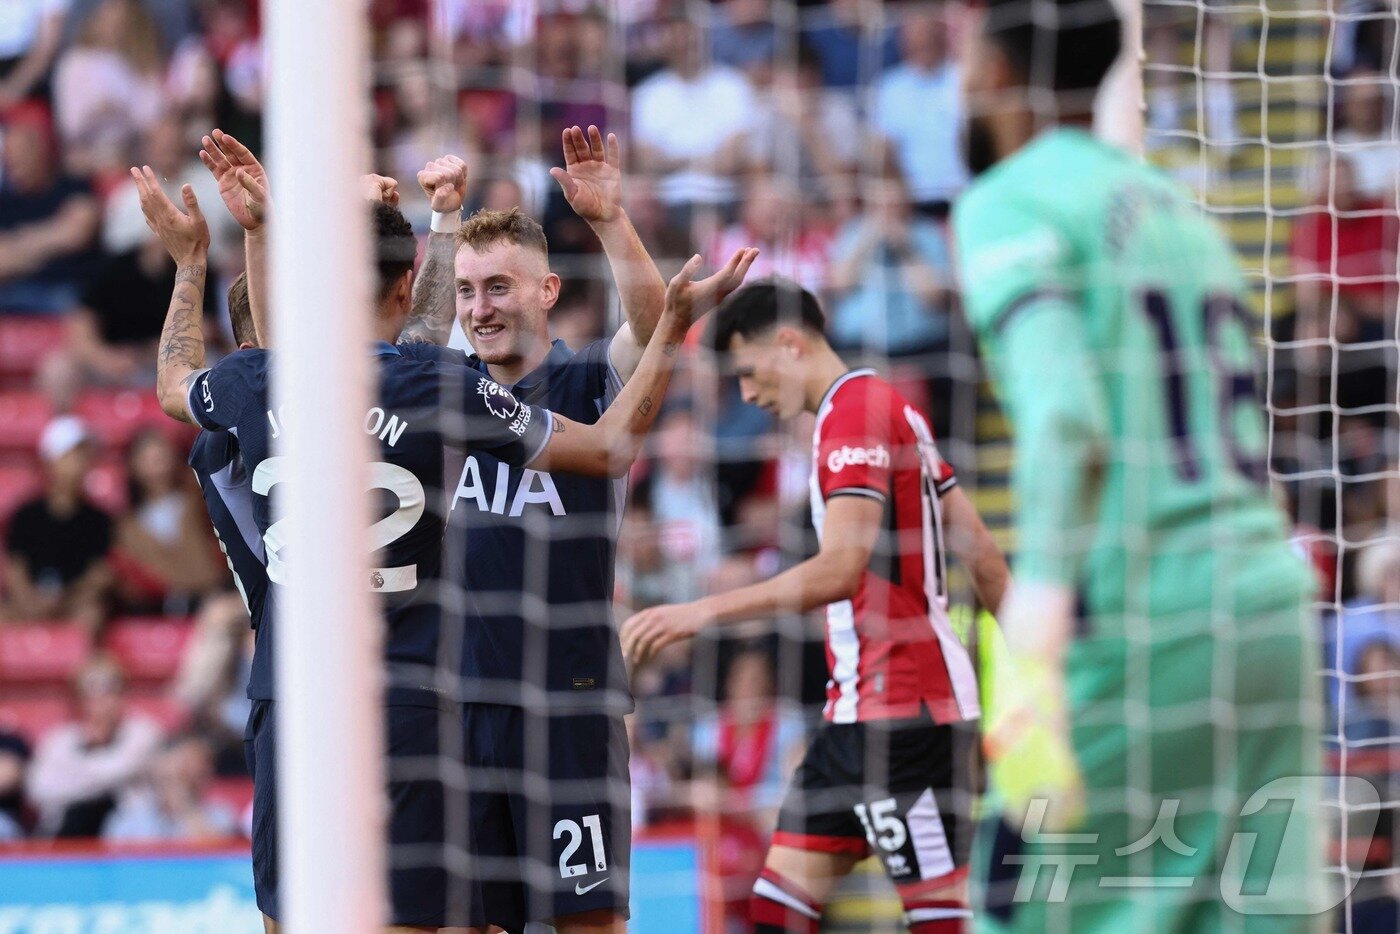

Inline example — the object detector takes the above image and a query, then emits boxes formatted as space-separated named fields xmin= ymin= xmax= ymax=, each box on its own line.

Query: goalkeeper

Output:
xmin=952 ymin=0 xmax=1322 ymax=930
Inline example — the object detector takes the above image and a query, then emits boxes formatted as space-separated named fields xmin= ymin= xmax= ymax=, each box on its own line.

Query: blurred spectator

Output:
xmin=1328 ymin=539 xmax=1400 ymax=717
xmin=172 ymin=591 xmax=252 ymax=772
xmin=101 ymin=116 xmax=239 ymax=265
xmin=26 ymin=654 xmax=162 ymax=836
xmin=38 ymin=221 xmax=220 ymax=411
xmin=826 ymin=173 xmax=953 ymax=358
xmin=708 ymin=175 xmax=832 ymax=293
xmin=747 ymin=44 xmax=861 ymax=205
xmin=1345 ymin=640 xmax=1400 ymax=742
xmin=639 ymin=405 xmax=722 ymax=603
xmin=111 ymin=429 xmax=225 ymax=612
xmin=616 ymin=498 xmax=691 ymax=613
xmin=0 ymin=0 xmax=68 ymax=107
xmin=628 ymin=714 xmax=678 ymax=828
xmin=104 ymin=732 xmax=237 ymax=840
xmin=1334 ymin=68 xmax=1399 ymax=201
xmin=1146 ymin=11 xmax=1238 ymax=153
xmin=710 ymin=0 xmax=776 ymax=73
xmin=691 ymin=647 xmax=805 ymax=815
xmin=369 ymin=0 xmax=428 ymax=63
xmin=632 ymin=17 xmax=753 ymax=226
xmin=52 ymin=0 xmax=166 ymax=176
xmin=800 ymin=0 xmax=898 ymax=90
xmin=0 ymin=729 xmax=30 ymax=839
xmin=1 ymin=416 xmax=113 ymax=633
xmin=872 ymin=4 xmax=968 ymax=215
xmin=1291 ymin=154 xmax=1398 ymax=417
xmin=0 ymin=106 xmax=99 ymax=313
xmin=690 ymin=646 xmax=806 ymax=927
xmin=383 ymin=64 xmax=480 ymax=196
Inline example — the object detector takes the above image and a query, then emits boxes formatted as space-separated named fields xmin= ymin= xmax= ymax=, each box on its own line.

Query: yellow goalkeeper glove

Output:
xmin=980 ymin=588 xmax=1086 ymax=833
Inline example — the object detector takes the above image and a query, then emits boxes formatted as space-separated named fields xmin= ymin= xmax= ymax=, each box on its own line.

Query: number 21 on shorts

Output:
xmin=555 ymin=814 xmax=608 ymax=878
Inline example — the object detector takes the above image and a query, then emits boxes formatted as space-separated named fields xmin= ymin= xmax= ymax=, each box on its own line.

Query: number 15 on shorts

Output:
xmin=555 ymin=814 xmax=608 ymax=878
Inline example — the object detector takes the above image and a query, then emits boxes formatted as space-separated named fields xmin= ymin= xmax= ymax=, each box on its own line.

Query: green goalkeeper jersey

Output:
xmin=952 ymin=128 xmax=1313 ymax=625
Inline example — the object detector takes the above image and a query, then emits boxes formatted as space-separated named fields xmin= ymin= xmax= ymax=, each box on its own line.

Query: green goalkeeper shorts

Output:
xmin=974 ymin=601 xmax=1326 ymax=934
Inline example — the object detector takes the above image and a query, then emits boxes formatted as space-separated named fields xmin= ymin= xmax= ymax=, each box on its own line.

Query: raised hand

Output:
xmin=199 ymin=129 xmax=268 ymax=231
xmin=549 ymin=125 xmax=623 ymax=225
xmin=417 ymin=155 xmax=468 ymax=214
xmin=131 ymin=166 xmax=210 ymax=266
xmin=362 ymin=174 xmax=400 ymax=207
xmin=665 ymin=248 xmax=760 ymax=327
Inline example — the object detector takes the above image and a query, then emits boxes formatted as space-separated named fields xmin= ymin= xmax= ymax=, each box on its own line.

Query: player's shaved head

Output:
xmin=983 ymin=0 xmax=1122 ymax=93
xmin=226 ymin=272 xmax=257 ymax=348
xmin=458 ymin=208 xmax=550 ymax=262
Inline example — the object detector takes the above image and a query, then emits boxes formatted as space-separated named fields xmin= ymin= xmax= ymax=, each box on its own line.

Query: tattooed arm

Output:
xmin=529 ymin=249 xmax=757 ymax=478
xmin=130 ymin=166 xmax=213 ymax=425
xmin=155 ymin=264 xmax=210 ymax=424
xmin=400 ymin=156 xmax=468 ymax=346
xmin=400 ymin=231 xmax=458 ymax=345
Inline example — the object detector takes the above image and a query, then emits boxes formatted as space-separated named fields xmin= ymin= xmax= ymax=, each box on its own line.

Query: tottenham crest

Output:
xmin=476 ymin=378 xmax=520 ymax=420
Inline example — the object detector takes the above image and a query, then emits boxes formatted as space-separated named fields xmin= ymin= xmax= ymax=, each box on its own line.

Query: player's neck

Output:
xmin=804 ymin=347 xmax=856 ymax=414
xmin=485 ymin=335 xmax=552 ymax=387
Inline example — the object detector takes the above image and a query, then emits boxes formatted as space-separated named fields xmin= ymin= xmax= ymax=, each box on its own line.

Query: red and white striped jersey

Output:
xmin=809 ymin=369 xmax=980 ymax=725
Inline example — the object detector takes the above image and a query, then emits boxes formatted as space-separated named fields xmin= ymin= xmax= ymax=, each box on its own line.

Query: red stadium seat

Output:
xmin=0 ymin=624 xmax=90 ymax=685
xmin=74 ymin=390 xmax=167 ymax=449
xmin=0 ymin=697 xmax=71 ymax=745
xmin=0 ymin=392 xmax=53 ymax=453
xmin=103 ymin=617 xmax=194 ymax=683
xmin=0 ymin=464 xmax=41 ymax=521
xmin=0 ymin=317 xmax=66 ymax=385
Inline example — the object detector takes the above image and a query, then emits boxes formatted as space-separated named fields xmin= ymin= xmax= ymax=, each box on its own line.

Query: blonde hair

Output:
xmin=456 ymin=207 xmax=549 ymax=258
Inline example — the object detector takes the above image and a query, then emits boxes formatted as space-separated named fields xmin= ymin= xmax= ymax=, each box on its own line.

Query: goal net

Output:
xmin=1143 ymin=0 xmax=1399 ymax=929
xmin=350 ymin=0 xmax=1399 ymax=929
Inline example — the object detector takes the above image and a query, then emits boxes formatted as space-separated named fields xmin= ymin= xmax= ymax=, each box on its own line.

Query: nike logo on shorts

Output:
xmin=575 ymin=877 xmax=608 ymax=896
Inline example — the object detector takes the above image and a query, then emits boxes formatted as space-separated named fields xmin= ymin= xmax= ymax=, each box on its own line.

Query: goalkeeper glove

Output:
xmin=981 ymin=583 xmax=1086 ymax=834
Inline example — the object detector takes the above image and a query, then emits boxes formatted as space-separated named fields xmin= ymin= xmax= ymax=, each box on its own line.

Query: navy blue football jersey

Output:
xmin=446 ymin=339 xmax=631 ymax=713
xmin=186 ymin=343 xmax=553 ymax=705
xmin=188 ymin=428 xmax=274 ymax=691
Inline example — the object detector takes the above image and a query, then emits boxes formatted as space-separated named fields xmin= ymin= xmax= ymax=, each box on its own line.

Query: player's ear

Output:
xmin=540 ymin=271 xmax=561 ymax=311
xmin=774 ymin=325 xmax=805 ymax=358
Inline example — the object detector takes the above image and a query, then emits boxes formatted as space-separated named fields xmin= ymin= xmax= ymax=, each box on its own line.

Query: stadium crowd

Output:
xmin=0 ymin=0 xmax=1397 ymax=925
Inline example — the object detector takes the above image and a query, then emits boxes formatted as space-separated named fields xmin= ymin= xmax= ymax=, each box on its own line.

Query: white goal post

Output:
xmin=266 ymin=0 xmax=385 ymax=930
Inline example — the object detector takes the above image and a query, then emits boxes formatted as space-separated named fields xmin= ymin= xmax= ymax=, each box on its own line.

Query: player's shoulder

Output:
xmin=212 ymin=347 xmax=270 ymax=378
xmin=820 ymin=369 xmax=900 ymax=428
xmin=396 ymin=340 xmax=470 ymax=367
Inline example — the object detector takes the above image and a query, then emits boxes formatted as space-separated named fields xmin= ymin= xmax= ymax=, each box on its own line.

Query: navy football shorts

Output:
xmin=243 ymin=700 xmax=448 ymax=927
xmin=457 ymin=703 xmax=631 ymax=930
xmin=773 ymin=715 xmax=978 ymax=888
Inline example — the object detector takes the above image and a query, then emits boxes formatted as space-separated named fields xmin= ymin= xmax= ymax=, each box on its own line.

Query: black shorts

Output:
xmin=773 ymin=716 xmax=978 ymax=888
xmin=243 ymin=699 xmax=448 ymax=927
xmin=459 ymin=703 xmax=630 ymax=930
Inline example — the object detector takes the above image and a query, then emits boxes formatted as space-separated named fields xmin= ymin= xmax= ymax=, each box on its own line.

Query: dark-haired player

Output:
xmin=952 ymin=0 xmax=1321 ymax=928
xmin=134 ymin=164 xmax=729 ymax=931
xmin=622 ymin=281 xmax=1009 ymax=933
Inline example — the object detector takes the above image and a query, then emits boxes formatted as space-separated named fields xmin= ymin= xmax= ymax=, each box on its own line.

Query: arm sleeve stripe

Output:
xmin=827 ymin=487 xmax=887 ymax=502
xmin=990 ymin=288 xmax=1073 ymax=336
xmin=936 ymin=476 xmax=959 ymax=497
xmin=524 ymin=410 xmax=554 ymax=465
